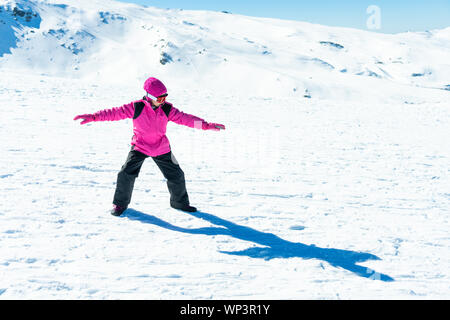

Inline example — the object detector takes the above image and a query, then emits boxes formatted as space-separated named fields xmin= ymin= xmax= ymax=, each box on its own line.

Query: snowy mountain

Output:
xmin=1 ymin=0 xmax=449 ymax=100
xmin=0 ymin=0 xmax=449 ymax=300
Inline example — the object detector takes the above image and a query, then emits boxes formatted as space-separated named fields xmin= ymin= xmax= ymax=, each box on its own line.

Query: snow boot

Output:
xmin=171 ymin=204 xmax=197 ymax=212
xmin=111 ymin=204 xmax=127 ymax=216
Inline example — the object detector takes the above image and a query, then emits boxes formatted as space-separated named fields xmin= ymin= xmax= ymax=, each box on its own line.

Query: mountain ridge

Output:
xmin=1 ymin=0 xmax=449 ymax=100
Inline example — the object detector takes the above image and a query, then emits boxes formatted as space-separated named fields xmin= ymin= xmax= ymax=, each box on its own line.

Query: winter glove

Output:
xmin=202 ymin=122 xmax=226 ymax=131
xmin=74 ymin=114 xmax=95 ymax=125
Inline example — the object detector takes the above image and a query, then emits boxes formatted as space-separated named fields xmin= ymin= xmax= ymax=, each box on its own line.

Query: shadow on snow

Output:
xmin=124 ymin=209 xmax=394 ymax=282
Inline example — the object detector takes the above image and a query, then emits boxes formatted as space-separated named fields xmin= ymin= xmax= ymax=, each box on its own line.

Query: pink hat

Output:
xmin=143 ymin=77 xmax=167 ymax=97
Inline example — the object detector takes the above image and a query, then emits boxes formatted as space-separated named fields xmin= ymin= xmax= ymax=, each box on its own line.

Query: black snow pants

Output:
xmin=113 ymin=147 xmax=190 ymax=208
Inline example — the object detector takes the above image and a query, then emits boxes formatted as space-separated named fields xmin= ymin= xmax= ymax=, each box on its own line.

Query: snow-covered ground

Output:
xmin=0 ymin=0 xmax=449 ymax=299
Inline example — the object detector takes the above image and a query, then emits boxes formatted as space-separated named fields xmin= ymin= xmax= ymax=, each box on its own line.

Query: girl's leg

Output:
xmin=152 ymin=151 xmax=190 ymax=208
xmin=113 ymin=148 xmax=148 ymax=208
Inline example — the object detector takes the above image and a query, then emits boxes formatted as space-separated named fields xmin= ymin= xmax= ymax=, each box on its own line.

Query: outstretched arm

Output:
xmin=74 ymin=102 xmax=135 ymax=125
xmin=168 ymin=106 xmax=225 ymax=131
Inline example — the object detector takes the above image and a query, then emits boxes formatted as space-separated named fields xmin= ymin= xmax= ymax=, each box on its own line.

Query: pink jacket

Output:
xmin=92 ymin=97 xmax=207 ymax=157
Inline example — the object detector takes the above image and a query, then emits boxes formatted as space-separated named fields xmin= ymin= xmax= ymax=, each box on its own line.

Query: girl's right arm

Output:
xmin=92 ymin=102 xmax=135 ymax=121
xmin=74 ymin=102 xmax=135 ymax=124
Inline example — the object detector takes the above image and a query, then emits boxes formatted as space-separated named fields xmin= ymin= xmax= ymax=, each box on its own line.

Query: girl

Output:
xmin=74 ymin=77 xmax=225 ymax=216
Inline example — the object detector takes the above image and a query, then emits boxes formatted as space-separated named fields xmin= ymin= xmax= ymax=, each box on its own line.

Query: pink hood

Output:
xmin=143 ymin=77 xmax=167 ymax=98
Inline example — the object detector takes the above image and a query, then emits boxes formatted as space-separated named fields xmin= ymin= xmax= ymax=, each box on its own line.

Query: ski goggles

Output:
xmin=156 ymin=93 xmax=168 ymax=103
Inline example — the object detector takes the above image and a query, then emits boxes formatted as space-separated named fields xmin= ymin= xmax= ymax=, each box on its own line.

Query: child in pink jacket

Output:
xmin=74 ymin=77 xmax=225 ymax=216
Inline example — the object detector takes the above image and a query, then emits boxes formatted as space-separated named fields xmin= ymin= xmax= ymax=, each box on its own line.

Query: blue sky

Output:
xmin=117 ymin=0 xmax=450 ymax=33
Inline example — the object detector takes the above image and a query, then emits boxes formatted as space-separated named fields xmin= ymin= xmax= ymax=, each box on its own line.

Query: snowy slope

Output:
xmin=0 ymin=0 xmax=449 ymax=299
xmin=0 ymin=0 xmax=449 ymax=100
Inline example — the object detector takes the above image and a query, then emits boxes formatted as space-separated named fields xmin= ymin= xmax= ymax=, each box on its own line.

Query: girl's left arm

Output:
xmin=168 ymin=106 xmax=206 ymax=129
xmin=168 ymin=106 xmax=225 ymax=131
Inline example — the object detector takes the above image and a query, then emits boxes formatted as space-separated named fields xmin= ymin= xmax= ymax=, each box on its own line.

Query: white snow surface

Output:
xmin=0 ymin=0 xmax=449 ymax=299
